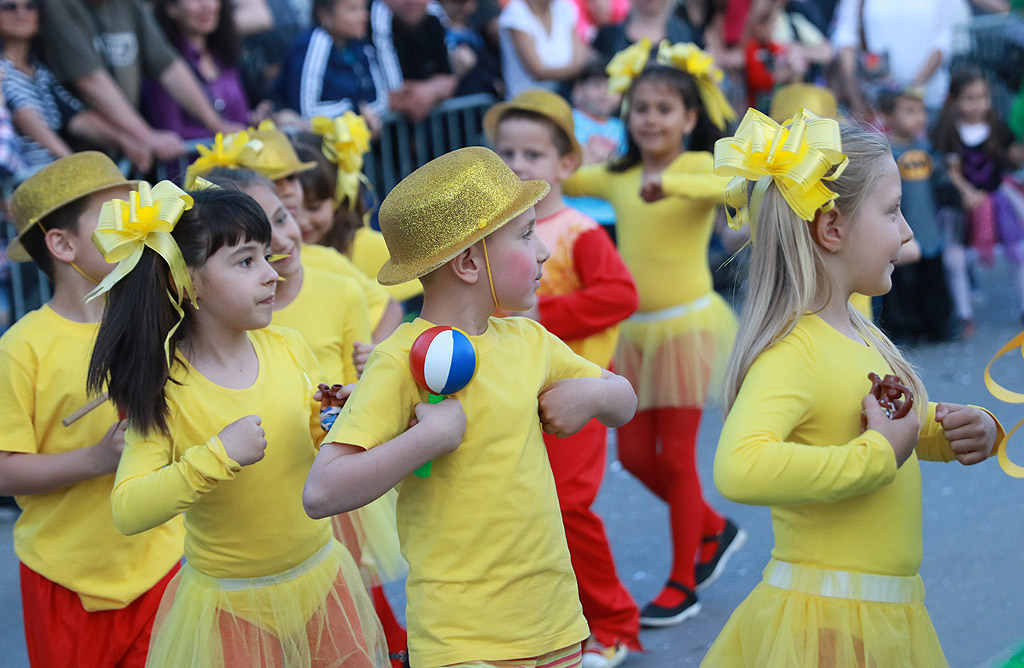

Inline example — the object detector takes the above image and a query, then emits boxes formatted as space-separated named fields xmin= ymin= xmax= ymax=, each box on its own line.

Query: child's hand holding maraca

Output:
xmin=219 ymin=415 xmax=268 ymax=466
xmin=410 ymin=398 xmax=467 ymax=457
xmin=92 ymin=420 xmax=127 ymax=474
xmin=317 ymin=383 xmax=354 ymax=431
xmin=935 ymin=402 xmax=998 ymax=465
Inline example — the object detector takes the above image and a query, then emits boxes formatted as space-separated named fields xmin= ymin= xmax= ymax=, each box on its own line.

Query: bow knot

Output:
xmin=656 ymin=41 xmax=735 ymax=130
xmin=312 ymin=112 xmax=372 ymax=209
xmin=186 ymin=131 xmax=262 ymax=185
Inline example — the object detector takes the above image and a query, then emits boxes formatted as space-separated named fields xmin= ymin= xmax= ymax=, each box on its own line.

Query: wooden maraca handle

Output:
xmin=62 ymin=393 xmax=109 ymax=427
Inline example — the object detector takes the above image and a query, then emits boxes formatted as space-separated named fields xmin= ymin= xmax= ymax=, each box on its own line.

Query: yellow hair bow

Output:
xmin=985 ymin=331 xmax=1024 ymax=477
xmin=713 ymin=107 xmax=847 ymax=242
xmin=186 ymin=130 xmax=263 ymax=185
xmin=656 ymin=41 xmax=736 ymax=130
xmin=311 ymin=112 xmax=372 ymax=210
xmin=606 ymin=38 xmax=651 ymax=95
xmin=87 ymin=181 xmax=196 ymax=364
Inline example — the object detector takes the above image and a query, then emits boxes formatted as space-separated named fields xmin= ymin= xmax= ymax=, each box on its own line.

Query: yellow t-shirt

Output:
xmin=273 ymin=264 xmax=371 ymax=385
xmin=714 ymin=314 xmax=990 ymax=576
xmin=352 ymin=227 xmax=423 ymax=302
xmin=111 ymin=327 xmax=331 ymax=579
xmin=301 ymin=243 xmax=390 ymax=329
xmin=0 ymin=305 xmax=184 ymax=611
xmin=563 ymin=152 xmax=729 ymax=312
xmin=325 ymin=316 xmax=599 ymax=667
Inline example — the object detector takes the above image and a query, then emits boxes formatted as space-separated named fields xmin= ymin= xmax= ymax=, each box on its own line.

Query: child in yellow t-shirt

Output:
xmin=0 ymin=152 xmax=184 ymax=667
xmin=303 ymin=147 xmax=639 ymax=668
xmin=705 ymin=111 xmax=1002 ymax=667
xmin=86 ymin=183 xmax=387 ymax=667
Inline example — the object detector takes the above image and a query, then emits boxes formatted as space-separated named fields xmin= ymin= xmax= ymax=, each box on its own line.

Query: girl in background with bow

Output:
xmin=86 ymin=183 xmax=388 ymax=667
xmin=706 ymin=111 xmax=1002 ymax=667
xmin=562 ymin=38 xmax=744 ymax=627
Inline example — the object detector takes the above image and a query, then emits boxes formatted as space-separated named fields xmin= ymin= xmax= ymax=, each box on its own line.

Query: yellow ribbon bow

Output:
xmin=606 ymin=38 xmax=651 ymax=95
xmin=312 ymin=112 xmax=372 ymax=210
xmin=87 ymin=181 xmax=196 ymax=364
xmin=656 ymin=40 xmax=736 ymax=130
xmin=186 ymin=130 xmax=263 ymax=185
xmin=713 ymin=107 xmax=848 ymax=242
xmin=985 ymin=331 xmax=1024 ymax=477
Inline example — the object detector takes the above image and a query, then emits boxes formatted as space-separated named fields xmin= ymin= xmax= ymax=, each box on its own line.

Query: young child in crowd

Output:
xmin=705 ymin=111 xmax=1002 ymax=667
xmin=877 ymin=87 xmax=952 ymax=342
xmin=933 ymin=65 xmax=1024 ymax=331
xmin=563 ymin=40 xmax=743 ymax=626
xmin=485 ymin=88 xmax=641 ymax=667
xmin=571 ymin=62 xmax=626 ymax=166
xmin=303 ymin=146 xmax=638 ymax=668
xmin=0 ymin=153 xmax=184 ymax=667
xmin=86 ymin=182 xmax=388 ymax=667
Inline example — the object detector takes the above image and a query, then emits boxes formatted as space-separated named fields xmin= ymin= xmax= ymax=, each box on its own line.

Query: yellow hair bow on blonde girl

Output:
xmin=87 ymin=181 xmax=196 ymax=363
xmin=606 ymin=37 xmax=651 ymax=95
xmin=311 ymin=112 xmax=373 ymax=210
xmin=713 ymin=107 xmax=847 ymax=242
xmin=656 ymin=40 xmax=736 ymax=130
xmin=985 ymin=332 xmax=1024 ymax=477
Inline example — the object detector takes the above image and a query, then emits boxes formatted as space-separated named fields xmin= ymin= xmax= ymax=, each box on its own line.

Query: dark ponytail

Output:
xmin=87 ymin=188 xmax=272 ymax=436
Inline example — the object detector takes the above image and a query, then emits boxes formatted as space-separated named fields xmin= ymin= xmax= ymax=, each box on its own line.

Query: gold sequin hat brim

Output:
xmin=7 ymin=151 xmax=136 ymax=262
xmin=483 ymin=88 xmax=582 ymax=162
xmin=377 ymin=146 xmax=550 ymax=286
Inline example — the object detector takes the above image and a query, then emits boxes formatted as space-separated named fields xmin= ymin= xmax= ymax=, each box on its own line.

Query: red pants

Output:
xmin=20 ymin=562 xmax=179 ymax=668
xmin=617 ymin=407 xmax=724 ymax=590
xmin=545 ymin=419 xmax=641 ymax=650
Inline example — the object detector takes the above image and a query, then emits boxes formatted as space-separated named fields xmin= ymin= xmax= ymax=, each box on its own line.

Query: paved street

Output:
xmin=0 ymin=259 xmax=1022 ymax=667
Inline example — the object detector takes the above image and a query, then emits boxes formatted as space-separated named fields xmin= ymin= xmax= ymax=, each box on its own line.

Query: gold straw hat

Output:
xmin=7 ymin=151 xmax=134 ymax=262
xmin=377 ymin=146 xmax=549 ymax=286
xmin=249 ymin=123 xmax=316 ymax=180
xmin=483 ymin=88 xmax=582 ymax=161
xmin=769 ymin=83 xmax=838 ymax=123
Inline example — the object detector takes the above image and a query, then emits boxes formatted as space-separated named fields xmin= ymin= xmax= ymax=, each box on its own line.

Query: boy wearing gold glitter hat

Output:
xmin=0 ymin=152 xmax=184 ymax=667
xmin=304 ymin=146 xmax=638 ymax=668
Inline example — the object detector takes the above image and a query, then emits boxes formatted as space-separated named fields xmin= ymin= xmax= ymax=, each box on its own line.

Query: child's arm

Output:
xmin=303 ymin=399 xmax=466 ymax=518
xmin=538 ymin=369 xmax=637 ymax=438
xmin=111 ymin=415 xmax=266 ymax=535
xmin=562 ymin=163 xmax=611 ymax=199
xmin=0 ymin=420 xmax=125 ymax=495
xmin=642 ymin=158 xmax=731 ymax=204
xmin=915 ymin=402 xmax=1002 ymax=465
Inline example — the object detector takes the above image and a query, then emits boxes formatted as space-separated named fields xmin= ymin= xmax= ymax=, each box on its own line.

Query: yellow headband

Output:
xmin=655 ymin=40 xmax=736 ymax=130
xmin=312 ymin=112 xmax=372 ymax=210
xmin=87 ymin=181 xmax=196 ymax=364
xmin=185 ymin=130 xmax=263 ymax=186
xmin=985 ymin=331 xmax=1024 ymax=477
xmin=713 ymin=107 xmax=848 ymax=243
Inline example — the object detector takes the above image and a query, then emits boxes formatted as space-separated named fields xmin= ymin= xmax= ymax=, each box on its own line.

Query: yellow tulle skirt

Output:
xmin=332 ymin=489 xmax=406 ymax=586
xmin=615 ymin=291 xmax=737 ymax=411
xmin=701 ymin=560 xmax=949 ymax=668
xmin=146 ymin=539 xmax=389 ymax=668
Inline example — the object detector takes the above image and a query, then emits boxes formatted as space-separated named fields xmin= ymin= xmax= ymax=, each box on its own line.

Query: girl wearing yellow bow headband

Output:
xmin=562 ymin=45 xmax=743 ymax=628
xmin=706 ymin=120 xmax=1003 ymax=667
xmin=86 ymin=186 xmax=388 ymax=668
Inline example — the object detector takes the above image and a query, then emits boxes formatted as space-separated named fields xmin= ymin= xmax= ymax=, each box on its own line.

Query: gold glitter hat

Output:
xmin=483 ymin=88 xmax=582 ymax=161
xmin=248 ymin=121 xmax=317 ymax=180
xmin=7 ymin=151 xmax=134 ymax=262
xmin=377 ymin=146 xmax=549 ymax=286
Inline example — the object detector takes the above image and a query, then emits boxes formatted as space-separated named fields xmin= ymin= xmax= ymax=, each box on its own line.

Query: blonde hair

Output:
xmin=723 ymin=124 xmax=928 ymax=418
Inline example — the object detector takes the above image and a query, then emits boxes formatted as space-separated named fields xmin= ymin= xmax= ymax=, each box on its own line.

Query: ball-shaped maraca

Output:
xmin=410 ymin=325 xmax=478 ymax=397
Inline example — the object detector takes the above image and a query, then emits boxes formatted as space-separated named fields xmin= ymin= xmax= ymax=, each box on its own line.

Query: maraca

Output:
xmin=409 ymin=325 xmax=478 ymax=477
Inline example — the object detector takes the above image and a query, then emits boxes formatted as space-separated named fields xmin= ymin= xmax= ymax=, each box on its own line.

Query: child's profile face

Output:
xmin=956 ymin=79 xmax=991 ymax=125
xmin=191 ymin=238 xmax=278 ymax=331
xmin=318 ymin=0 xmax=368 ymax=41
xmin=245 ymin=184 xmax=305 ymax=280
xmin=886 ymin=96 xmax=927 ymax=140
xmin=274 ymin=175 xmax=305 ymax=220
xmin=301 ymin=196 xmax=335 ymax=244
xmin=481 ymin=207 xmax=549 ymax=311
xmin=494 ymin=117 xmax=575 ymax=194
xmin=627 ymin=79 xmax=695 ymax=159
xmin=572 ymin=76 xmax=620 ymax=120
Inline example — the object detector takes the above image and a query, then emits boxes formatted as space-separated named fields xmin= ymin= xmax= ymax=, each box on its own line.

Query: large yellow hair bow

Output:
xmin=985 ymin=332 xmax=1024 ymax=477
xmin=656 ymin=41 xmax=735 ymax=130
xmin=87 ymin=181 xmax=196 ymax=363
xmin=186 ymin=130 xmax=263 ymax=186
xmin=311 ymin=112 xmax=372 ymax=210
xmin=713 ymin=107 xmax=847 ymax=242
xmin=606 ymin=38 xmax=651 ymax=95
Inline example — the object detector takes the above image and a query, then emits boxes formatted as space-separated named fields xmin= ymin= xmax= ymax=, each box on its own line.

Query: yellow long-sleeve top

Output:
xmin=562 ymin=152 xmax=730 ymax=311
xmin=272 ymin=264 xmax=371 ymax=385
xmin=111 ymin=327 xmax=330 ymax=579
xmin=714 ymin=314 xmax=1002 ymax=576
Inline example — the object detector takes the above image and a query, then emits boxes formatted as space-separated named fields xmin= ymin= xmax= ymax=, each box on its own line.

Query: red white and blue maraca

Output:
xmin=409 ymin=325 xmax=478 ymax=477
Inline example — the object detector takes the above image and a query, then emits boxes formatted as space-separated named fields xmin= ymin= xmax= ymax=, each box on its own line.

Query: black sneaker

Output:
xmin=695 ymin=519 xmax=747 ymax=592
xmin=639 ymin=581 xmax=701 ymax=627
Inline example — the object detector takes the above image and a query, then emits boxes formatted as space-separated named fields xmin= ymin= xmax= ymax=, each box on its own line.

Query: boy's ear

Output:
xmin=44 ymin=228 xmax=77 ymax=265
xmin=449 ymin=244 xmax=482 ymax=284
xmin=559 ymin=152 xmax=582 ymax=178
xmin=811 ymin=207 xmax=843 ymax=253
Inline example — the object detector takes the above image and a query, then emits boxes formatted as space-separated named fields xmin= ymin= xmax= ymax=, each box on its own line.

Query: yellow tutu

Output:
xmin=146 ymin=539 xmax=389 ymax=668
xmin=332 ymin=489 xmax=406 ymax=585
xmin=614 ymin=290 xmax=737 ymax=410
xmin=701 ymin=560 xmax=948 ymax=668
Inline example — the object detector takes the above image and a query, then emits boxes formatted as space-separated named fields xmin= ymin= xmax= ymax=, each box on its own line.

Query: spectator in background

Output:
xmin=498 ymin=0 xmax=590 ymax=99
xmin=593 ymin=0 xmax=699 ymax=63
xmin=371 ymin=0 xmax=457 ymax=122
xmin=37 ymin=0 xmax=242 ymax=172
xmin=0 ymin=0 xmax=140 ymax=173
xmin=278 ymin=0 xmax=389 ymax=120
xmin=144 ymin=0 xmax=252 ymax=140
xmin=436 ymin=0 xmax=503 ymax=97
xmin=571 ymin=0 xmax=628 ymax=44
xmin=744 ymin=0 xmax=820 ymax=108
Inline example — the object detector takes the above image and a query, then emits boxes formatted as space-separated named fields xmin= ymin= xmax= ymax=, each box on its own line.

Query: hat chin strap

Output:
xmin=480 ymin=236 xmax=500 ymax=311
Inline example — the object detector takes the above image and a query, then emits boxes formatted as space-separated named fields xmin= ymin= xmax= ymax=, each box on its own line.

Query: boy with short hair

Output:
xmin=877 ymin=87 xmax=953 ymax=342
xmin=484 ymin=88 xmax=641 ymax=668
xmin=0 ymin=152 xmax=184 ymax=667
xmin=303 ymin=145 xmax=638 ymax=668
